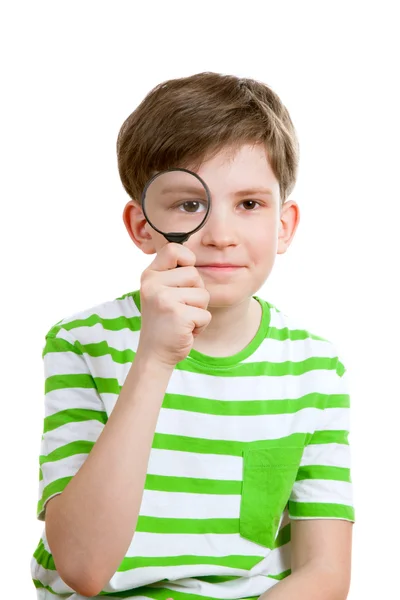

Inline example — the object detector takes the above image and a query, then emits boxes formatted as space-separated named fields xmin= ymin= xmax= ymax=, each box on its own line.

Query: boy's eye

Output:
xmin=177 ymin=200 xmax=206 ymax=213
xmin=242 ymin=200 xmax=260 ymax=210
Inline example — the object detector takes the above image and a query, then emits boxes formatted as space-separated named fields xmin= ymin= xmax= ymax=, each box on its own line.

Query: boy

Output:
xmin=31 ymin=72 xmax=355 ymax=599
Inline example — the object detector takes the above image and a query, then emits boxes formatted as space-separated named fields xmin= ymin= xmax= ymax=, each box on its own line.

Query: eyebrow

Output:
xmin=160 ymin=186 xmax=206 ymax=196
xmin=159 ymin=186 xmax=273 ymax=197
xmin=234 ymin=188 xmax=273 ymax=197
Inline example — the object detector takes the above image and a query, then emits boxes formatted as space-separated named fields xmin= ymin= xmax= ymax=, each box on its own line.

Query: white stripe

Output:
xmin=269 ymin=306 xmax=315 ymax=333
xmin=58 ymin=295 xmax=140 ymax=326
xmin=44 ymin=387 xmax=104 ymax=417
xmin=148 ymin=448 xmax=242 ymax=480
xmin=291 ymin=478 xmax=354 ymax=505
xmin=166 ymin=368 xmax=343 ymax=401
xmin=43 ymin=420 xmax=104 ymax=454
xmin=251 ymin=538 xmax=291 ymax=576
xmin=140 ymin=491 xmax=240 ymax=520
xmin=302 ymin=442 xmax=352 ymax=468
xmin=156 ymin=406 xmax=322 ymax=442
xmin=60 ymin=322 xmax=141 ymax=352
xmin=41 ymin=454 xmax=88 ymax=489
xmin=243 ymin=337 xmax=337 ymax=363
xmin=44 ymin=349 xmax=89 ymax=378
xmin=126 ymin=531 xmax=271 ymax=558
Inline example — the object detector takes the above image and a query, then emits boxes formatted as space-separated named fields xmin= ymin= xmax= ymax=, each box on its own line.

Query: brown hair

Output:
xmin=117 ymin=72 xmax=300 ymax=206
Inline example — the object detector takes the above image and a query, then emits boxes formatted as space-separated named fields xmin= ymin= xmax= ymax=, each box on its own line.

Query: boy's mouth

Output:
xmin=197 ymin=263 xmax=242 ymax=268
xmin=197 ymin=264 xmax=244 ymax=273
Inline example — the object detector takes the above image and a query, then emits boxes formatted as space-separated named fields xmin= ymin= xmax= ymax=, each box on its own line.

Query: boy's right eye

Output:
xmin=175 ymin=200 xmax=207 ymax=213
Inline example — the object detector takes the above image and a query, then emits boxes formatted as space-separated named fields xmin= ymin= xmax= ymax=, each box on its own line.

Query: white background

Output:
xmin=1 ymin=1 xmax=399 ymax=597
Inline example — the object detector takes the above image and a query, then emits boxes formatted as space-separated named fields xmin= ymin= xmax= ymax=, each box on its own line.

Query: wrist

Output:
xmin=133 ymin=347 xmax=175 ymax=375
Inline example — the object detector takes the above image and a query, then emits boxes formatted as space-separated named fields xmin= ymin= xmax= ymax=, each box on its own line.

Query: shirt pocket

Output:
xmin=239 ymin=446 xmax=304 ymax=548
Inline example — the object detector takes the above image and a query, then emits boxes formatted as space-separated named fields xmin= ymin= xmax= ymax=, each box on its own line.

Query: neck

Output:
xmin=192 ymin=296 xmax=262 ymax=357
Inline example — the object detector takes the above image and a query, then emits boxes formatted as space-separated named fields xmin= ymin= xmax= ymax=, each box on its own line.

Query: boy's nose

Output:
xmin=200 ymin=208 xmax=239 ymax=247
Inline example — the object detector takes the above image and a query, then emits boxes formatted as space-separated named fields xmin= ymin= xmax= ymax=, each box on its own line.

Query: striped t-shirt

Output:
xmin=31 ymin=289 xmax=355 ymax=599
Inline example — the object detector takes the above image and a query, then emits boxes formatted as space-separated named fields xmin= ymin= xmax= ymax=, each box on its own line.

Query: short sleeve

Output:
xmin=288 ymin=356 xmax=355 ymax=522
xmin=36 ymin=326 xmax=107 ymax=521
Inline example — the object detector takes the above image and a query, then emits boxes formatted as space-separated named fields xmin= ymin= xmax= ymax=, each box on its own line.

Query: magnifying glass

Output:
xmin=141 ymin=168 xmax=212 ymax=245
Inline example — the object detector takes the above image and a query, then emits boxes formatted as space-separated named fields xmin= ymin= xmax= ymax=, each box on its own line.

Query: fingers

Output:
xmin=149 ymin=243 xmax=197 ymax=271
xmin=150 ymin=265 xmax=205 ymax=289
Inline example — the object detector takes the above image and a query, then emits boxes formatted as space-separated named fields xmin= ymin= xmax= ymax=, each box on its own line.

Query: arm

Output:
xmin=45 ymin=346 xmax=173 ymax=597
xmin=260 ymin=351 xmax=355 ymax=599
xmin=259 ymin=519 xmax=353 ymax=600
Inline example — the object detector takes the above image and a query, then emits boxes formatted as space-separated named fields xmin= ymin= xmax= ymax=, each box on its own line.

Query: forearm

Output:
xmin=258 ymin=564 xmax=348 ymax=600
xmin=46 ymin=351 xmax=173 ymax=596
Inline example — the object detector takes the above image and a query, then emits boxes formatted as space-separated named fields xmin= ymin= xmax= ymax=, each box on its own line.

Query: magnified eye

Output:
xmin=177 ymin=200 xmax=207 ymax=213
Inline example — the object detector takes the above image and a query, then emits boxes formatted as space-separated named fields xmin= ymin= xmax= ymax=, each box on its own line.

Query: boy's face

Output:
xmin=124 ymin=143 xmax=299 ymax=308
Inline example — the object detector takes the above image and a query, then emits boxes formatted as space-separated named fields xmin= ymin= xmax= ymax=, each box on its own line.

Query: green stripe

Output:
xmin=309 ymin=429 xmax=349 ymax=445
xmin=297 ymin=465 xmax=352 ymax=483
xmin=176 ymin=355 xmax=342 ymax=377
xmin=275 ymin=522 xmax=291 ymax=548
xmin=40 ymin=440 xmax=95 ymax=465
xmin=43 ymin=335 xmax=82 ymax=357
xmin=135 ymin=516 xmax=239 ymax=535
xmin=289 ymin=501 xmax=355 ymax=521
xmin=37 ymin=476 xmax=72 ymax=516
xmin=45 ymin=372 xmax=97 ymax=393
xmin=195 ymin=575 xmax=241 ymax=583
xmin=32 ymin=580 xmax=58 ymax=594
xmin=61 ymin=312 xmax=141 ymax=333
xmin=267 ymin=326 xmax=327 ymax=342
xmin=33 ymin=539 xmax=56 ymax=570
xmin=117 ymin=553 xmax=262 ymax=573
xmin=151 ymin=430 xmax=346 ymax=456
xmin=43 ymin=407 xmax=107 ymax=433
xmin=269 ymin=568 xmax=291 ymax=581
xmin=162 ymin=391 xmax=349 ymax=416
xmin=145 ymin=474 xmax=241 ymax=494
xmin=89 ymin=340 xmax=136 ymax=363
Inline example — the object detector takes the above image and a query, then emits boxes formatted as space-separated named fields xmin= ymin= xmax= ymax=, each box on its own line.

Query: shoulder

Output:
xmin=44 ymin=289 xmax=141 ymax=343
xmin=260 ymin=297 xmax=345 ymax=373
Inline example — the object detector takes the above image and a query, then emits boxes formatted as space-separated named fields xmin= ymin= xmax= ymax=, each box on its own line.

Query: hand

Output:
xmin=137 ymin=242 xmax=212 ymax=368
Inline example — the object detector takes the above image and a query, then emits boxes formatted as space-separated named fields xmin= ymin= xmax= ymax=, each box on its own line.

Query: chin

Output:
xmin=206 ymin=288 xmax=252 ymax=308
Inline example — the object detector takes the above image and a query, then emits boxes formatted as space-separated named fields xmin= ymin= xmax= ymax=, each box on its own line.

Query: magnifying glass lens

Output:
xmin=142 ymin=170 xmax=210 ymax=239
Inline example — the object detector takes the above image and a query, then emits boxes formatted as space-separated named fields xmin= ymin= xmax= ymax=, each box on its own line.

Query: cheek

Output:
xmin=249 ymin=229 xmax=278 ymax=263
xmin=145 ymin=223 xmax=169 ymax=248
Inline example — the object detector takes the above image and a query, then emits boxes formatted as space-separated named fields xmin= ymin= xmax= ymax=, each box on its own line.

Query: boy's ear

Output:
xmin=122 ymin=200 xmax=157 ymax=255
xmin=277 ymin=200 xmax=300 ymax=255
